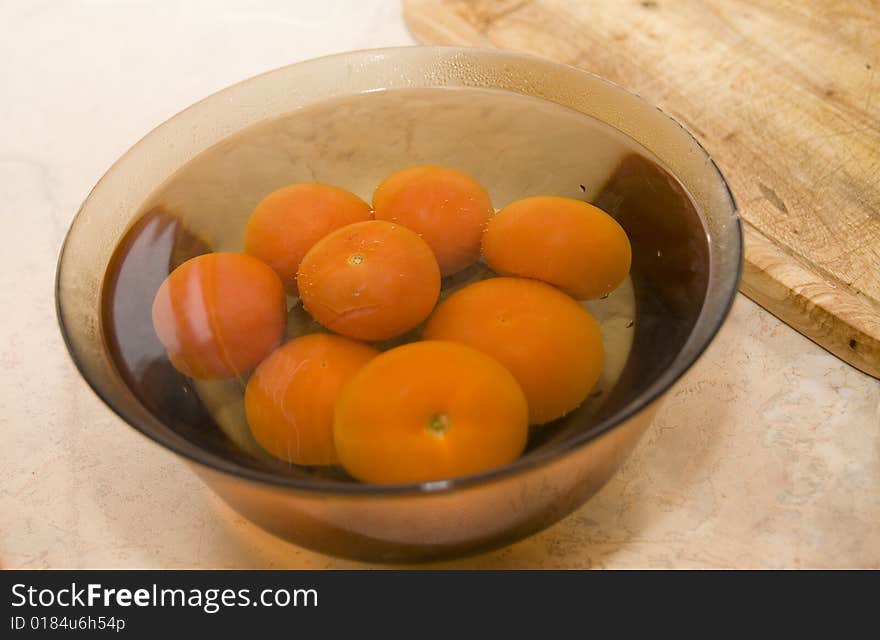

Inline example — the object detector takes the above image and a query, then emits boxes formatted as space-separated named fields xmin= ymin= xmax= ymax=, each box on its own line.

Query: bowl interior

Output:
xmin=57 ymin=47 xmax=741 ymax=493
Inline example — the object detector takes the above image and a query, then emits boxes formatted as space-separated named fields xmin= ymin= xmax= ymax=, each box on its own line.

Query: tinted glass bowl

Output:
xmin=56 ymin=47 xmax=741 ymax=562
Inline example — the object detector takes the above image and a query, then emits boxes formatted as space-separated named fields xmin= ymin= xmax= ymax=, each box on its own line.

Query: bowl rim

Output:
xmin=56 ymin=45 xmax=743 ymax=496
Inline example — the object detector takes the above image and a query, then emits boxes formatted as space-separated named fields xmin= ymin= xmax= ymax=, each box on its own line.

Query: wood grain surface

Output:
xmin=403 ymin=0 xmax=880 ymax=378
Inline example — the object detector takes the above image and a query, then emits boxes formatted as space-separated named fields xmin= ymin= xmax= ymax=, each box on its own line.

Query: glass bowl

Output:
xmin=56 ymin=46 xmax=741 ymax=563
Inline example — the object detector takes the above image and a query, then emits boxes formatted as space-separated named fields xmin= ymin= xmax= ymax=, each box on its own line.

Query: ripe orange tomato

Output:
xmin=482 ymin=196 xmax=631 ymax=299
xmin=297 ymin=220 xmax=441 ymax=341
xmin=373 ymin=166 xmax=493 ymax=276
xmin=424 ymin=277 xmax=604 ymax=424
xmin=152 ymin=252 xmax=286 ymax=379
xmin=244 ymin=183 xmax=372 ymax=294
xmin=334 ymin=340 xmax=528 ymax=484
xmin=245 ymin=334 xmax=379 ymax=465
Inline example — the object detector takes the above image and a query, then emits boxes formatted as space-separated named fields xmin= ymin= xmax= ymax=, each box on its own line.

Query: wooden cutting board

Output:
xmin=404 ymin=0 xmax=880 ymax=378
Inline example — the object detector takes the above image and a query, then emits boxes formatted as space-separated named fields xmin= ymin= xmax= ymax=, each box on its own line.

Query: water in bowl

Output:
xmin=102 ymin=86 xmax=707 ymax=481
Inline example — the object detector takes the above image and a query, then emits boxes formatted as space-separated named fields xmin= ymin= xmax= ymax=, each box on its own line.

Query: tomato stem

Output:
xmin=426 ymin=412 xmax=450 ymax=436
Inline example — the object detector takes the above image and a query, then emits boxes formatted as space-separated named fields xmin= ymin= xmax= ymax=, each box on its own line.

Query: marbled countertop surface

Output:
xmin=2 ymin=1 xmax=877 ymax=569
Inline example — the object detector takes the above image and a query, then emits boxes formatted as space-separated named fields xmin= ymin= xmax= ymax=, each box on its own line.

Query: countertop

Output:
xmin=1 ymin=0 xmax=877 ymax=569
